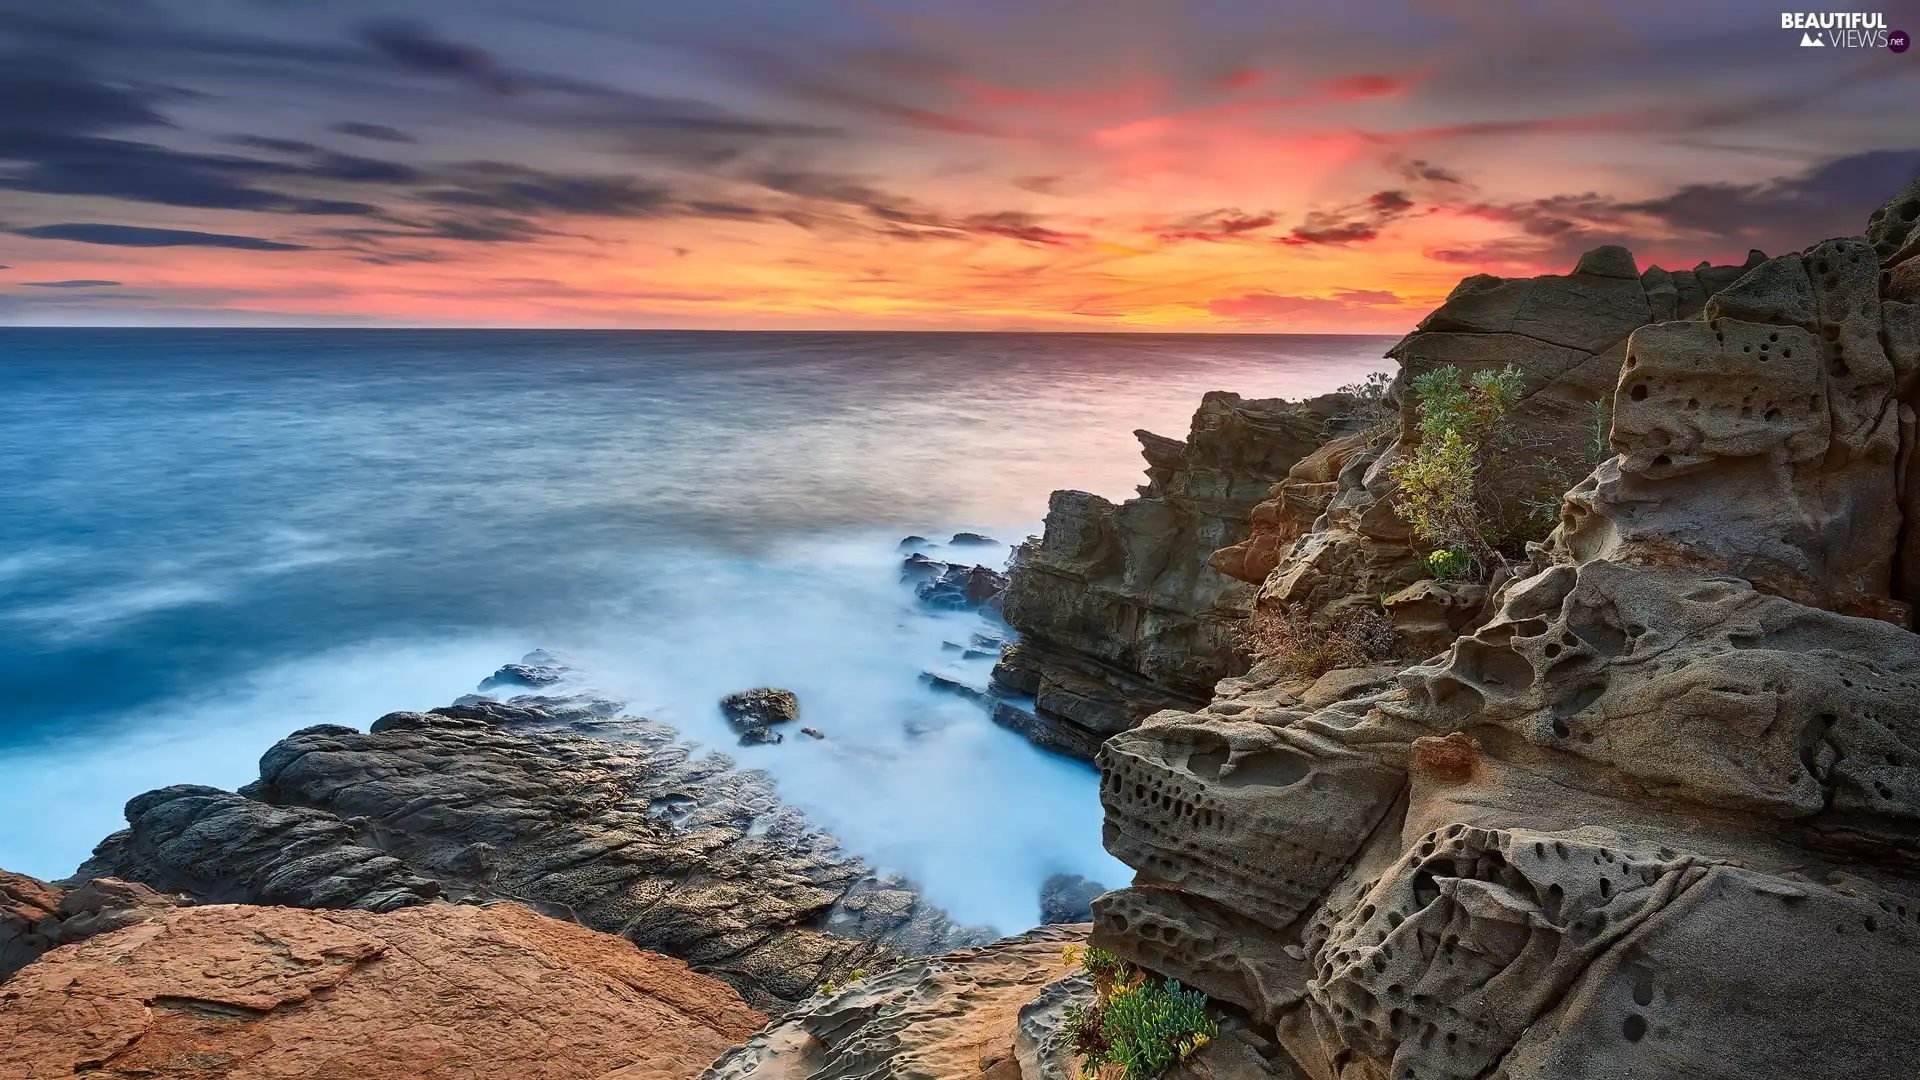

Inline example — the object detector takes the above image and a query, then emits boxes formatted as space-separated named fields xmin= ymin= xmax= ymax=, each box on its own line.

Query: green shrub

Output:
xmin=1388 ymin=364 xmax=1527 ymax=577
xmin=1589 ymin=397 xmax=1613 ymax=465
xmin=1099 ymin=978 xmax=1216 ymax=1079
xmin=1061 ymin=945 xmax=1216 ymax=1080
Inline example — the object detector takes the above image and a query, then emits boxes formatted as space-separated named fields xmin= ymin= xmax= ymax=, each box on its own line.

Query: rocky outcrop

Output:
xmin=74 ymin=696 xmax=989 ymax=1011
xmin=991 ymin=392 xmax=1355 ymax=756
xmin=702 ymin=925 xmax=1085 ymax=1080
xmin=0 ymin=871 xmax=180 ymax=982
xmin=1230 ymin=248 xmax=1762 ymax=646
xmin=723 ymin=686 xmax=802 ymax=744
xmin=1086 ymin=187 xmax=1920 ymax=1079
xmin=0 ymin=897 xmax=764 ymax=1080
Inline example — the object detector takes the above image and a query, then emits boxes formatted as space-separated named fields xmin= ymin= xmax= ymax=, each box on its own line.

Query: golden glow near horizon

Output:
xmin=1 ymin=2 xmax=1914 ymax=329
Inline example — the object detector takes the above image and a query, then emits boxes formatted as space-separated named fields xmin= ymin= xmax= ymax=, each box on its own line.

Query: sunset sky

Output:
xmin=1 ymin=0 xmax=1917 ymax=330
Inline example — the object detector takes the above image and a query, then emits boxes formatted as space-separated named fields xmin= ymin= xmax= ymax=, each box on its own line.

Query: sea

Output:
xmin=0 ymin=329 xmax=1392 ymax=933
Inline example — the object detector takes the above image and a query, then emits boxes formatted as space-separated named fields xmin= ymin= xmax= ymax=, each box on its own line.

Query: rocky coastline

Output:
xmin=9 ymin=175 xmax=1920 ymax=1079
xmin=62 ymin=679 xmax=992 ymax=1013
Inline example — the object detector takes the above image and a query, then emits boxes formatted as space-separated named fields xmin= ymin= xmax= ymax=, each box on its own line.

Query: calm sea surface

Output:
xmin=0 ymin=329 xmax=1392 ymax=930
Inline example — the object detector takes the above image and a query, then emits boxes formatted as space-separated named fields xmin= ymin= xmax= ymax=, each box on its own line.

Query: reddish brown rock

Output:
xmin=1 ymin=871 xmax=180 ymax=982
xmin=0 ymin=900 xmax=765 ymax=1080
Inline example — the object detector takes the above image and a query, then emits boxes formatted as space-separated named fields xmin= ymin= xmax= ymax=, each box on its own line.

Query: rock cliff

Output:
xmin=1085 ymin=184 xmax=1920 ymax=1078
xmin=1 ymin=889 xmax=764 ymax=1080
xmin=72 ymin=695 xmax=988 ymax=1011
xmin=1218 ymin=248 xmax=1762 ymax=644
xmin=991 ymin=391 xmax=1358 ymax=756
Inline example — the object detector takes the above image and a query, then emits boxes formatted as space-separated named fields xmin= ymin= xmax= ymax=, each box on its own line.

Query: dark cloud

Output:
xmin=1207 ymin=288 xmax=1403 ymax=322
xmin=1395 ymin=158 xmax=1461 ymax=185
xmin=355 ymin=19 xmax=518 ymax=94
xmin=20 ymin=279 xmax=122 ymax=287
xmin=1158 ymin=208 xmax=1276 ymax=243
xmin=962 ymin=211 xmax=1080 ymax=246
xmin=422 ymin=161 xmax=670 ymax=217
xmin=307 ymin=152 xmax=421 ymax=184
xmin=330 ymin=121 xmax=417 ymax=144
xmin=1282 ymin=189 xmax=1417 ymax=246
xmin=1620 ymin=148 xmax=1920 ymax=249
xmin=1436 ymin=148 xmax=1920 ymax=270
xmin=224 ymin=134 xmax=319 ymax=155
xmin=0 ymin=55 xmax=169 ymax=137
xmin=0 ymin=128 xmax=381 ymax=216
xmin=12 ymin=223 xmax=310 ymax=250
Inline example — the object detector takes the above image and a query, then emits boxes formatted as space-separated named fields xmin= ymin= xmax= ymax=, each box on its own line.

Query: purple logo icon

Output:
xmin=1892 ymin=29 xmax=1912 ymax=52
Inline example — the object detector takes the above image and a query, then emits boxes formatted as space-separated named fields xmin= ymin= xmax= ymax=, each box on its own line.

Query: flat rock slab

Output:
xmin=0 ymin=900 xmax=765 ymax=1080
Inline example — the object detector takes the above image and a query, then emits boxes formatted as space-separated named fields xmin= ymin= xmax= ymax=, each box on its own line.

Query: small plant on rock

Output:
xmin=1062 ymin=947 xmax=1216 ymax=1080
xmin=1423 ymin=548 xmax=1467 ymax=583
xmin=1328 ymin=370 xmax=1396 ymax=435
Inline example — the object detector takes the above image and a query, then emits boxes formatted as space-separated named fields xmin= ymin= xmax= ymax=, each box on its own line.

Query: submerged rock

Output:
xmin=722 ymin=686 xmax=800 ymax=745
xmin=899 ymin=535 xmax=932 ymax=551
xmin=950 ymin=532 xmax=1000 ymax=547
xmin=1038 ymin=873 xmax=1106 ymax=925
xmin=721 ymin=686 xmax=800 ymax=726
xmin=74 ymin=695 xmax=990 ymax=1010
xmin=478 ymin=662 xmax=565 ymax=691
xmin=916 ymin=563 xmax=1009 ymax=611
xmin=0 ymin=898 xmax=764 ymax=1080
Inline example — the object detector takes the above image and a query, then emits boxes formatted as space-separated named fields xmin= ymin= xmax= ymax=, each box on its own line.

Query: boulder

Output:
xmin=1038 ymin=873 xmax=1106 ymax=925
xmin=74 ymin=696 xmax=990 ymax=1011
xmin=722 ymin=687 xmax=800 ymax=745
xmin=0 ymin=900 xmax=764 ymax=1080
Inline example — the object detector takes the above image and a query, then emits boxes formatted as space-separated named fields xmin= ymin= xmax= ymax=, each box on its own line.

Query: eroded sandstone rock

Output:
xmin=1084 ymin=188 xmax=1920 ymax=1079
xmin=0 ymin=899 xmax=764 ymax=1080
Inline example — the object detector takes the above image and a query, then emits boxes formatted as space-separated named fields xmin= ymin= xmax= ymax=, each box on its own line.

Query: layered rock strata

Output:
xmin=0 ymin=895 xmax=764 ymax=1080
xmin=702 ymin=925 xmax=1085 ymax=1080
xmin=1087 ymin=188 xmax=1920 ymax=1079
xmin=991 ymin=392 xmax=1356 ymax=755
xmin=73 ymin=696 xmax=988 ymax=1011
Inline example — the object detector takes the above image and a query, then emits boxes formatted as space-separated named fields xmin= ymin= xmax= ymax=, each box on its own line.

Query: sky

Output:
xmin=1 ymin=0 xmax=1917 ymax=330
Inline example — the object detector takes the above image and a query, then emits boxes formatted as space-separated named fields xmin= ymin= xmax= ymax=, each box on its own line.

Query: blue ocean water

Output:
xmin=0 ymin=329 xmax=1391 ymax=931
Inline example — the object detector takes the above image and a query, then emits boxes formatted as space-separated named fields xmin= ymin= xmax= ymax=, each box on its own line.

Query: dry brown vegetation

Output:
xmin=1240 ymin=602 xmax=1401 ymax=680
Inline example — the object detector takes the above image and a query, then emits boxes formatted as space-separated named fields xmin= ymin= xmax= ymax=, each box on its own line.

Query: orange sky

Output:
xmin=2 ymin=1 xmax=1917 ymax=329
